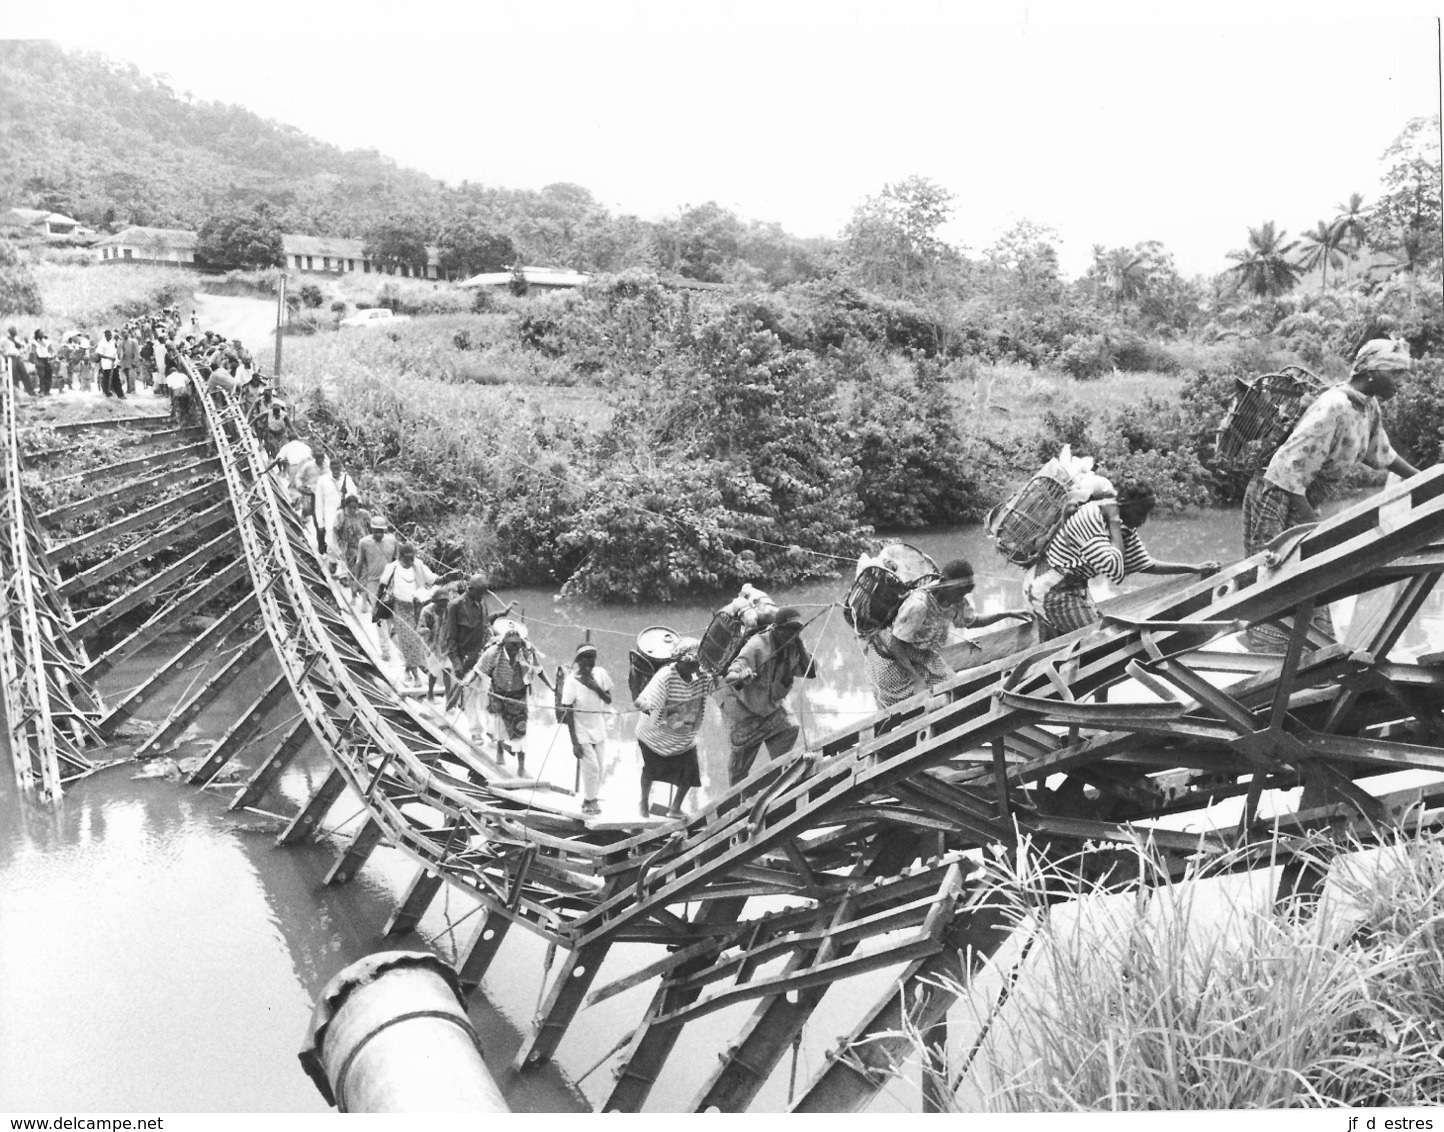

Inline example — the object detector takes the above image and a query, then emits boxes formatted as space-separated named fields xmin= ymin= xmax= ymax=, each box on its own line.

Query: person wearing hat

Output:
xmin=635 ymin=638 xmax=709 ymax=819
xmin=419 ymin=584 xmax=457 ymax=703
xmin=476 ymin=619 xmax=539 ymax=773
xmin=560 ymin=643 xmax=614 ymax=815
xmin=357 ymin=514 xmax=399 ymax=658
xmin=443 ymin=574 xmax=507 ymax=731
xmin=1241 ymin=337 xmax=1420 ymax=647
xmin=717 ymin=608 xmax=817 ymax=786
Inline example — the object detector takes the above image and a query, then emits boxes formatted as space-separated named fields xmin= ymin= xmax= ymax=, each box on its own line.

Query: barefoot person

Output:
xmin=635 ymin=638 xmax=708 ymax=819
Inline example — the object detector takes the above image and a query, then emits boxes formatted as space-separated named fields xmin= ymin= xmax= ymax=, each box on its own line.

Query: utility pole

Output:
xmin=273 ymin=273 xmax=287 ymax=390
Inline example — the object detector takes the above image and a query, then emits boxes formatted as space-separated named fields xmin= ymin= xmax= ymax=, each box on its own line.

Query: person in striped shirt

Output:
xmin=1023 ymin=480 xmax=1219 ymax=639
xmin=635 ymin=638 xmax=709 ymax=819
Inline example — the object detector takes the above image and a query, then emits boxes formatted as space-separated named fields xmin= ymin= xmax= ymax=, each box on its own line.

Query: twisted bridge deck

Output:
xmin=8 ymin=354 xmax=1444 ymax=1111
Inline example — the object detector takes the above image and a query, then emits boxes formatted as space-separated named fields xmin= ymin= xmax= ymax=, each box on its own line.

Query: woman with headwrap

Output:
xmin=864 ymin=559 xmax=1030 ymax=708
xmin=717 ymin=608 xmax=816 ymax=786
xmin=635 ymin=638 xmax=709 ymax=819
xmin=1239 ymin=338 xmax=1419 ymax=648
xmin=1243 ymin=338 xmax=1419 ymax=556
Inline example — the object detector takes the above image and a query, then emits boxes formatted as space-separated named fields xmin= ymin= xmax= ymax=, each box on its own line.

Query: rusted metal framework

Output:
xmin=0 ymin=359 xmax=103 ymax=799
xmin=16 ymin=346 xmax=1444 ymax=1110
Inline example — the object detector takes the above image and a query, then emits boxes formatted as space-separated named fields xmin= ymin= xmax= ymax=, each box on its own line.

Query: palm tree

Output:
xmin=1226 ymin=221 xmax=1302 ymax=298
xmin=1102 ymin=247 xmax=1149 ymax=310
xmin=1333 ymin=192 xmax=1370 ymax=279
xmin=1296 ymin=220 xmax=1347 ymax=293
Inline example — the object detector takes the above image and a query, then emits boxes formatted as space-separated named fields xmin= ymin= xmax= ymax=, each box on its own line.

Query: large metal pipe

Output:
xmin=300 ymin=950 xmax=510 ymax=1112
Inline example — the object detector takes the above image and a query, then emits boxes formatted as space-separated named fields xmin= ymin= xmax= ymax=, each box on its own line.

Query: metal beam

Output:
xmin=324 ymin=818 xmax=386 ymax=885
xmin=97 ymin=593 xmax=259 ymax=737
xmin=39 ymin=457 xmax=221 ymax=525
xmin=512 ymin=937 xmax=614 ymax=1070
xmin=71 ymin=530 xmax=237 ymax=640
xmin=230 ymin=717 xmax=313 ymax=812
xmin=48 ymin=481 xmax=222 ymax=564
xmin=790 ymin=904 xmax=1011 ymax=1113
xmin=185 ymin=674 xmax=293 ymax=785
xmin=133 ymin=632 xmax=271 ymax=758
xmin=601 ymin=897 xmax=747 ymax=1112
xmin=83 ymin=558 xmax=247 ymax=680
xmin=59 ymin=499 xmax=232 ymax=598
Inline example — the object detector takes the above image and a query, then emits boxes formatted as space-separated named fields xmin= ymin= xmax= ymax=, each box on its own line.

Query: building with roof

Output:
xmin=1 ymin=208 xmax=84 ymax=240
xmin=458 ymin=265 xmax=591 ymax=292
xmin=93 ymin=226 xmax=199 ymax=265
xmin=91 ymin=226 xmax=446 ymax=278
xmin=282 ymin=234 xmax=443 ymax=280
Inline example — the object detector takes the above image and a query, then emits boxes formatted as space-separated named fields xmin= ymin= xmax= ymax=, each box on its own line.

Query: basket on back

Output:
xmin=985 ymin=466 xmax=1074 ymax=567
xmin=1215 ymin=366 xmax=1326 ymax=472
xmin=987 ymin=446 xmax=1115 ymax=568
xmin=843 ymin=543 xmax=938 ymax=636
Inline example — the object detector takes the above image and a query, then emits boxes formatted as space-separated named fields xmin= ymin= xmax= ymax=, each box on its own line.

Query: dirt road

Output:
xmin=191 ymin=292 xmax=279 ymax=363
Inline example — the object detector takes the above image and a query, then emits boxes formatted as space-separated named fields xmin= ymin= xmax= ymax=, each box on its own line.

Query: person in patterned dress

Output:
xmin=1243 ymin=338 xmax=1418 ymax=556
xmin=1023 ymin=481 xmax=1218 ymax=640
xmin=863 ymin=560 xmax=1028 ymax=709
xmin=1239 ymin=338 xmax=1418 ymax=648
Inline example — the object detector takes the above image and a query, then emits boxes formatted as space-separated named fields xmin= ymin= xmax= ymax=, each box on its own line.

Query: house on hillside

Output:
xmin=1 ymin=207 xmax=83 ymax=240
xmin=92 ymin=225 xmax=448 ymax=278
xmin=94 ymin=226 xmax=199 ymax=265
xmin=458 ymin=265 xmax=591 ymax=293
xmin=283 ymin=234 xmax=445 ymax=280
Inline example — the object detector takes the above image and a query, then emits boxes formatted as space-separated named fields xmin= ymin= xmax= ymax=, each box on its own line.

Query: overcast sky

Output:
xmin=18 ymin=0 xmax=1444 ymax=278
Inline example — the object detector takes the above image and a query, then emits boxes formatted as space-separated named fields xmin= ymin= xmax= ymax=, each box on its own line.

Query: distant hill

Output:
xmin=0 ymin=41 xmax=829 ymax=284
xmin=0 ymin=40 xmax=447 ymax=237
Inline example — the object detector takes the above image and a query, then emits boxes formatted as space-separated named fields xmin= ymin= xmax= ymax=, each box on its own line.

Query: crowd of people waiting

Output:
xmin=0 ymin=307 xmax=260 ymax=405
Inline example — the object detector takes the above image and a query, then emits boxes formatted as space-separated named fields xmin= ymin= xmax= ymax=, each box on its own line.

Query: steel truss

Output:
xmin=20 ymin=345 xmax=1444 ymax=1110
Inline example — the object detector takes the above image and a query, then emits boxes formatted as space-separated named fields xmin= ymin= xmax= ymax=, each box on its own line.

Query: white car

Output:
xmin=338 ymin=308 xmax=412 ymax=329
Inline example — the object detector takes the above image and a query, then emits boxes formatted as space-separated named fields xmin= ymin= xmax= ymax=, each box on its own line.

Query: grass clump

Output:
xmin=906 ymin=832 xmax=1444 ymax=1111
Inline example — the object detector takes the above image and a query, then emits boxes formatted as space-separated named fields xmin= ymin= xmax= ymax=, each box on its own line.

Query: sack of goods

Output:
xmin=698 ymin=584 xmax=776 ymax=677
xmin=843 ymin=543 xmax=939 ymax=637
xmin=1214 ymin=366 xmax=1326 ymax=472
xmin=987 ymin=445 xmax=1115 ymax=567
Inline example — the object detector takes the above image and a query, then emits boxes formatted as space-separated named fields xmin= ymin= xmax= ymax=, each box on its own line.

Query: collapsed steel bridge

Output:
xmin=6 ymin=356 xmax=1444 ymax=1111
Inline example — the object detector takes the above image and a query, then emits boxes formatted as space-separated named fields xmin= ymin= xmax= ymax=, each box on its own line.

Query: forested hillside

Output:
xmin=0 ymin=41 xmax=825 ymax=283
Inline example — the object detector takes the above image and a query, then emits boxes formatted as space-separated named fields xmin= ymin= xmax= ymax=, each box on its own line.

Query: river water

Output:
xmin=4 ymin=506 xmax=1442 ymax=1112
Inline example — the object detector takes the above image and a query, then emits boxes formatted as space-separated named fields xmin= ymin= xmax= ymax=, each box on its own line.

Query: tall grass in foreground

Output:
xmin=889 ymin=833 xmax=1444 ymax=1111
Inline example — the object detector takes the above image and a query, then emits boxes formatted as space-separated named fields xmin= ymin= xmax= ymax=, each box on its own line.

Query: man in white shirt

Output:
xmin=560 ymin=643 xmax=613 ymax=815
xmin=96 ymin=330 xmax=122 ymax=399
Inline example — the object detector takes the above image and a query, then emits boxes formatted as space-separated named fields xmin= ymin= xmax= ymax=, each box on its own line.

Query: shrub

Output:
xmin=848 ymin=357 xmax=983 ymax=526
xmin=298 ymin=283 xmax=324 ymax=308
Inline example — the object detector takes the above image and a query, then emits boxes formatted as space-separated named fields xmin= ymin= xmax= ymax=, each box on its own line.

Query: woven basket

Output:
xmin=1215 ymin=366 xmax=1326 ymax=471
xmin=987 ymin=468 xmax=1073 ymax=567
